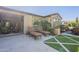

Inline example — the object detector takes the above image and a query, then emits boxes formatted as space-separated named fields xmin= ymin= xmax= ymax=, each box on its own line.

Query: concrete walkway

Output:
xmin=0 ymin=34 xmax=58 ymax=52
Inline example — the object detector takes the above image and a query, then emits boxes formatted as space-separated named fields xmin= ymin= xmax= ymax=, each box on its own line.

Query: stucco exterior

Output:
xmin=0 ymin=7 xmax=62 ymax=35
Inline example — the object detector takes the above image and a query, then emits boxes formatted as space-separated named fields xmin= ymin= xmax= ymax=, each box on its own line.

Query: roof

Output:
xmin=0 ymin=6 xmax=43 ymax=17
xmin=0 ymin=6 xmax=62 ymax=18
xmin=45 ymin=13 xmax=62 ymax=19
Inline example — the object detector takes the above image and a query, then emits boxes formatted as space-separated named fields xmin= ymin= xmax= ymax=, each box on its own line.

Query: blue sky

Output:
xmin=7 ymin=6 xmax=79 ymax=21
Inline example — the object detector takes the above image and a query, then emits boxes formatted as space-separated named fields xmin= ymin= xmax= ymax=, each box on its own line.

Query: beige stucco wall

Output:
xmin=24 ymin=15 xmax=45 ymax=34
xmin=39 ymin=15 xmax=62 ymax=35
xmin=0 ymin=9 xmax=62 ymax=35
xmin=44 ymin=16 xmax=51 ymax=22
xmin=24 ymin=14 xmax=34 ymax=34
xmin=50 ymin=15 xmax=61 ymax=35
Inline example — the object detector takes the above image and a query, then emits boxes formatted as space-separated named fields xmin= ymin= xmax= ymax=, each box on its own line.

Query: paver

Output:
xmin=63 ymin=35 xmax=79 ymax=44
xmin=45 ymin=35 xmax=79 ymax=52
xmin=45 ymin=43 xmax=66 ymax=52
xmin=66 ymin=35 xmax=79 ymax=42
xmin=63 ymin=44 xmax=79 ymax=52
xmin=56 ymin=35 xmax=76 ymax=43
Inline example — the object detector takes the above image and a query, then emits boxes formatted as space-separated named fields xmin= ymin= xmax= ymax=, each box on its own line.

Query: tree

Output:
xmin=40 ymin=20 xmax=51 ymax=31
xmin=76 ymin=17 xmax=78 ymax=23
xmin=68 ymin=23 xmax=72 ymax=27
xmin=71 ymin=22 xmax=76 ymax=27
xmin=33 ymin=20 xmax=40 ymax=26
xmin=33 ymin=20 xmax=51 ymax=31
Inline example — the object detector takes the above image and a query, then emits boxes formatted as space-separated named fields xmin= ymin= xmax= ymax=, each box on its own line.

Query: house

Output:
xmin=0 ymin=6 xmax=62 ymax=35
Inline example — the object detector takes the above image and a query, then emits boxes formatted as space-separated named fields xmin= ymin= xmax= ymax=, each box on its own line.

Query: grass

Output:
xmin=63 ymin=44 xmax=79 ymax=52
xmin=44 ymin=35 xmax=79 ymax=52
xmin=65 ymin=35 xmax=79 ymax=42
xmin=45 ymin=43 xmax=66 ymax=52
xmin=45 ymin=38 xmax=57 ymax=42
xmin=56 ymin=35 xmax=76 ymax=43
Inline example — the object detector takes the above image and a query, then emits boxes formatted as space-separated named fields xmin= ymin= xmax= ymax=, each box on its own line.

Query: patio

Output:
xmin=0 ymin=34 xmax=58 ymax=52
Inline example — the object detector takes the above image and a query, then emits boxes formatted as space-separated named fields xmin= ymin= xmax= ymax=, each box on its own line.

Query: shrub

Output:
xmin=72 ymin=27 xmax=79 ymax=35
xmin=33 ymin=20 xmax=51 ymax=31
xmin=0 ymin=21 xmax=11 ymax=34
xmin=1 ymin=26 xmax=10 ymax=34
xmin=60 ymin=25 xmax=69 ymax=32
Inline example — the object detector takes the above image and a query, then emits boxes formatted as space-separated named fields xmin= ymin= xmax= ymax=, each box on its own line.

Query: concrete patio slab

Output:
xmin=0 ymin=34 xmax=58 ymax=52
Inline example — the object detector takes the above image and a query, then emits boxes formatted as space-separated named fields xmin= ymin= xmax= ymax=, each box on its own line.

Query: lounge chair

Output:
xmin=29 ymin=31 xmax=42 ymax=39
xmin=27 ymin=26 xmax=42 ymax=39
xmin=37 ymin=30 xmax=50 ymax=36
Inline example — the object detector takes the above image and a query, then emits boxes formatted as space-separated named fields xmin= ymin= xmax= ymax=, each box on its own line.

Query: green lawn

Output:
xmin=63 ymin=44 xmax=79 ymax=52
xmin=45 ymin=38 xmax=57 ymax=42
xmin=45 ymin=43 xmax=66 ymax=52
xmin=66 ymin=35 xmax=79 ymax=42
xmin=44 ymin=35 xmax=79 ymax=52
xmin=56 ymin=35 xmax=77 ymax=43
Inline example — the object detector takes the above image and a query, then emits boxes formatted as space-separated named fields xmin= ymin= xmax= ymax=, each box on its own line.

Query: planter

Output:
xmin=54 ymin=28 xmax=60 ymax=35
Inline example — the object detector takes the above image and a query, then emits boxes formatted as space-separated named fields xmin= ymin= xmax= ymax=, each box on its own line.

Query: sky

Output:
xmin=6 ymin=6 xmax=79 ymax=21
